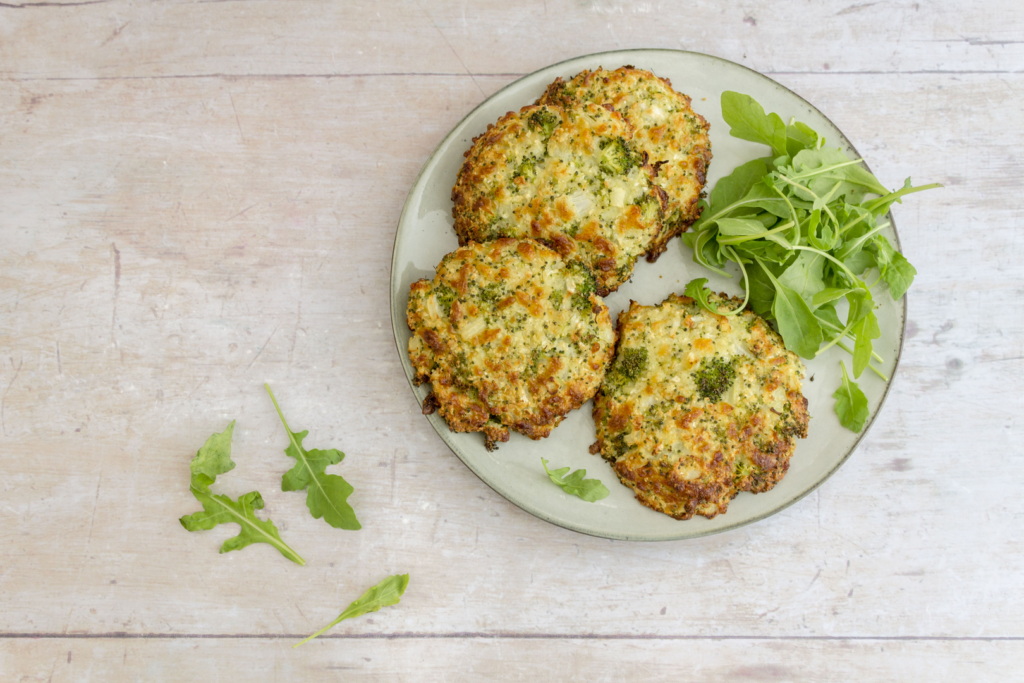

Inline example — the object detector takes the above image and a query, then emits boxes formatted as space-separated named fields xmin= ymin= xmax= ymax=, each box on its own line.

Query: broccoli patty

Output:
xmin=591 ymin=292 xmax=808 ymax=520
xmin=407 ymin=239 xmax=616 ymax=450
xmin=451 ymin=103 xmax=665 ymax=295
xmin=538 ymin=66 xmax=712 ymax=260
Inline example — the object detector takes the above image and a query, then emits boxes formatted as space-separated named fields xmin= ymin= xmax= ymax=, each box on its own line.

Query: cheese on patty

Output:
xmin=407 ymin=239 xmax=616 ymax=450
xmin=592 ymin=292 xmax=809 ymax=520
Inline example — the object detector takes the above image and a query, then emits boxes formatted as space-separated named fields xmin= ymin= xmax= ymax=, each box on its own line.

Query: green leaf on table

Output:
xmin=833 ymin=361 xmax=869 ymax=432
xmin=265 ymin=384 xmax=361 ymax=531
xmin=294 ymin=574 xmax=410 ymax=648
xmin=722 ymin=91 xmax=788 ymax=158
xmin=179 ymin=421 xmax=305 ymax=566
xmin=541 ymin=458 xmax=610 ymax=502
xmin=181 ymin=489 xmax=305 ymax=565
xmin=188 ymin=419 xmax=237 ymax=488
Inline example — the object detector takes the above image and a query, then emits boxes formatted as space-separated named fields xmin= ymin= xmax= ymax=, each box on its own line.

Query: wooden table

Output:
xmin=2 ymin=1 xmax=1021 ymax=680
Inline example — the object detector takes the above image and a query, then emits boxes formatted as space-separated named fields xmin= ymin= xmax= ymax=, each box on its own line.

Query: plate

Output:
xmin=389 ymin=49 xmax=905 ymax=541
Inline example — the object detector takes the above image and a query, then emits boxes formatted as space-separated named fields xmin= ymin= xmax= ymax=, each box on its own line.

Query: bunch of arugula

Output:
xmin=682 ymin=92 xmax=940 ymax=432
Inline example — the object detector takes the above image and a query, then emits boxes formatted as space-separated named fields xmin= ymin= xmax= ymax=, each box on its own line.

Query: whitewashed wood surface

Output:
xmin=2 ymin=1 xmax=1022 ymax=680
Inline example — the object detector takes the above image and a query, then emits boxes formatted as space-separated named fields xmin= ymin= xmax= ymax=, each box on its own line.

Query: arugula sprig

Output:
xmin=294 ymin=574 xmax=409 ymax=647
xmin=265 ymin=384 xmax=361 ymax=530
xmin=180 ymin=421 xmax=306 ymax=565
xmin=541 ymin=458 xmax=610 ymax=502
xmin=683 ymin=92 xmax=940 ymax=432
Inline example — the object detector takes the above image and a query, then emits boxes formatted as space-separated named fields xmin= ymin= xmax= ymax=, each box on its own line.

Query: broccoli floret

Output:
xmin=564 ymin=261 xmax=596 ymax=312
xmin=514 ymin=157 xmax=537 ymax=182
xmin=694 ymin=356 xmax=737 ymax=403
xmin=611 ymin=347 xmax=649 ymax=383
xmin=486 ymin=217 xmax=514 ymax=240
xmin=434 ymin=284 xmax=457 ymax=318
xmin=479 ymin=283 xmax=503 ymax=303
xmin=634 ymin=194 xmax=662 ymax=224
xmin=599 ymin=137 xmax=638 ymax=175
xmin=527 ymin=109 xmax=560 ymax=139
xmin=549 ymin=289 xmax=564 ymax=310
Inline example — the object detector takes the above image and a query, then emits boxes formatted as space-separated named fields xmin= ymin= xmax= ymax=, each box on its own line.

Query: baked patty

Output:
xmin=591 ymin=292 xmax=808 ymax=520
xmin=407 ymin=239 xmax=616 ymax=450
xmin=538 ymin=66 xmax=712 ymax=258
xmin=451 ymin=103 xmax=665 ymax=295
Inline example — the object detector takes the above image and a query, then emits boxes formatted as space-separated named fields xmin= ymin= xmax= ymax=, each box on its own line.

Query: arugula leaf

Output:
xmin=851 ymin=307 xmax=881 ymax=379
xmin=179 ymin=421 xmax=305 ymax=566
xmin=265 ymin=384 xmax=361 ymax=531
xmin=294 ymin=574 xmax=409 ymax=648
xmin=722 ymin=91 xmax=788 ymax=158
xmin=786 ymin=120 xmax=819 ymax=156
xmin=759 ymin=265 xmax=823 ymax=359
xmin=708 ymin=157 xmax=770 ymax=213
xmin=541 ymin=458 xmax=610 ymax=502
xmin=812 ymin=287 xmax=855 ymax=309
xmin=883 ymin=250 xmax=916 ymax=300
xmin=833 ymin=361 xmax=869 ymax=432
xmin=743 ymin=259 xmax=777 ymax=318
xmin=777 ymin=250 xmax=826 ymax=301
xmin=683 ymin=277 xmax=721 ymax=313
xmin=188 ymin=419 xmax=236 ymax=486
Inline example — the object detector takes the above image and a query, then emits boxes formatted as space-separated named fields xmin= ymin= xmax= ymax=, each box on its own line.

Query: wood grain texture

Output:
xmin=2 ymin=637 xmax=1023 ymax=682
xmin=1 ymin=0 xmax=1022 ymax=678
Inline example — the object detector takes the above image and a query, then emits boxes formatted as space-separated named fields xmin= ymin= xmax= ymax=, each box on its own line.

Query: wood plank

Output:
xmin=0 ymin=70 xmax=1021 ymax=643
xmin=1 ymin=0 xmax=1020 ymax=80
xmin=2 ymin=637 xmax=1021 ymax=682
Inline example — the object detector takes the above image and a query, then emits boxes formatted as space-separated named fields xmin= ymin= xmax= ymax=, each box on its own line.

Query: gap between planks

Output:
xmin=2 ymin=633 xmax=1022 ymax=641
xmin=1 ymin=69 xmax=1021 ymax=84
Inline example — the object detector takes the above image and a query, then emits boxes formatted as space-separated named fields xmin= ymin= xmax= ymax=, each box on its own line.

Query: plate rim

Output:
xmin=389 ymin=48 xmax=907 ymax=541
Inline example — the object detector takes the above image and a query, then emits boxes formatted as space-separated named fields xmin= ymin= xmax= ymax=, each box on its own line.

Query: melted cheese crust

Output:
xmin=538 ymin=66 xmax=712 ymax=259
xmin=592 ymin=293 xmax=808 ymax=520
xmin=407 ymin=239 xmax=616 ymax=450
xmin=451 ymin=103 xmax=664 ymax=295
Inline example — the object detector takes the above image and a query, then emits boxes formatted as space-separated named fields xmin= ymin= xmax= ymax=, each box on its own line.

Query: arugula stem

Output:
xmin=716 ymin=246 xmax=750 ymax=316
xmin=816 ymin=318 xmax=857 ymax=357
xmin=864 ymin=182 xmax=943 ymax=215
xmin=816 ymin=314 xmax=887 ymax=366
xmin=838 ymin=221 xmax=890 ymax=258
xmin=718 ymin=221 xmax=795 ymax=245
xmin=770 ymin=183 xmax=805 ymax=240
xmin=774 ymin=175 xmax=839 ymax=226
xmin=787 ymin=158 xmax=870 ymax=180
xmin=835 ymin=340 xmax=889 ymax=381
xmin=294 ymin=619 xmax=344 ymax=648
xmin=789 ymin=245 xmax=862 ymax=286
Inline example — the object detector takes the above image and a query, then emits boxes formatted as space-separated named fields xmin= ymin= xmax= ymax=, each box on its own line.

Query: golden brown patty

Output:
xmin=407 ymin=239 xmax=616 ymax=450
xmin=591 ymin=292 xmax=808 ymax=520
xmin=538 ymin=66 xmax=712 ymax=259
xmin=451 ymin=103 xmax=665 ymax=295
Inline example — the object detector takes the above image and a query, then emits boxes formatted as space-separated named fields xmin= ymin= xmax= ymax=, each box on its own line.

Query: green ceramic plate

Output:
xmin=390 ymin=49 xmax=905 ymax=541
